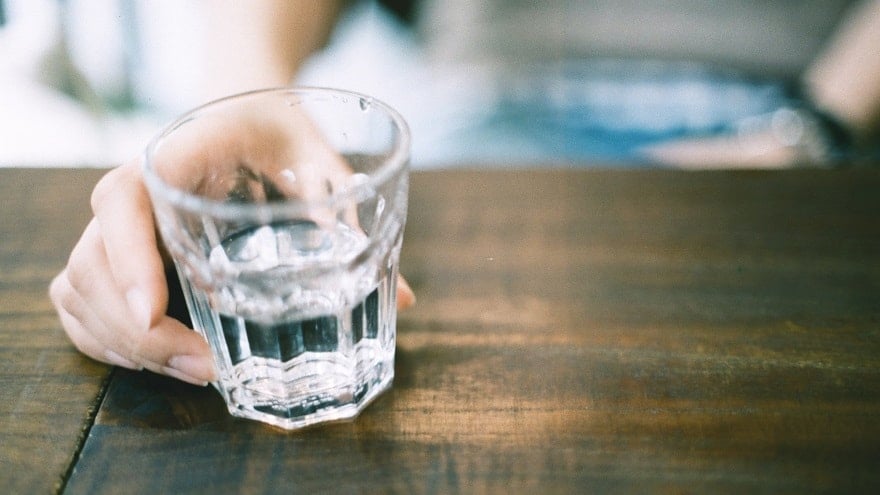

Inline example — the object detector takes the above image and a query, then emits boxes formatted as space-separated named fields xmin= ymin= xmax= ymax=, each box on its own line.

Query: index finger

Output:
xmin=90 ymin=158 xmax=168 ymax=330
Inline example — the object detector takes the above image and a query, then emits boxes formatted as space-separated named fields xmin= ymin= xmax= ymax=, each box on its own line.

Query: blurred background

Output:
xmin=0 ymin=0 xmax=874 ymax=169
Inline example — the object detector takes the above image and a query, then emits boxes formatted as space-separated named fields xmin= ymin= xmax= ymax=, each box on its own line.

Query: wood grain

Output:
xmin=3 ymin=167 xmax=879 ymax=494
xmin=0 ymin=168 xmax=111 ymax=494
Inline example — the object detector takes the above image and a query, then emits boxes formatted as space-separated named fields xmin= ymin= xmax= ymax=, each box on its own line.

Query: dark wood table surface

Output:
xmin=1 ymin=166 xmax=878 ymax=494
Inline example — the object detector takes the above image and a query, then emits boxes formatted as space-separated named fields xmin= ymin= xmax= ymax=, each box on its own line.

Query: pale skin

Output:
xmin=52 ymin=0 xmax=880 ymax=385
xmin=48 ymin=0 xmax=417 ymax=386
xmin=646 ymin=0 xmax=880 ymax=168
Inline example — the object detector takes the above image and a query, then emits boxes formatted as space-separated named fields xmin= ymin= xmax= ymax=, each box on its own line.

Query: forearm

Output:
xmin=204 ymin=0 xmax=347 ymax=100
xmin=802 ymin=0 xmax=880 ymax=143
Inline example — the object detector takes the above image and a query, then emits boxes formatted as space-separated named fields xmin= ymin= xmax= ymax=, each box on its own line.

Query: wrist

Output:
xmin=783 ymin=84 xmax=856 ymax=164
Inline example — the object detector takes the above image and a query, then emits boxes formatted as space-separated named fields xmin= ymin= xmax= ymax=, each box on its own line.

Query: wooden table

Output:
xmin=1 ymin=166 xmax=878 ymax=494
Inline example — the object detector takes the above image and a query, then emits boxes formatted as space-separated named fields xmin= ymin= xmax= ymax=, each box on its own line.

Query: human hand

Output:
xmin=642 ymin=107 xmax=837 ymax=169
xmin=50 ymin=107 xmax=415 ymax=386
xmin=50 ymin=160 xmax=218 ymax=385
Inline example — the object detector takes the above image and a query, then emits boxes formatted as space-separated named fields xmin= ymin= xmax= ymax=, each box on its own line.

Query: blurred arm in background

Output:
xmin=648 ymin=0 xmax=880 ymax=168
xmin=202 ymin=0 xmax=347 ymax=100
xmin=802 ymin=0 xmax=880 ymax=148
xmin=48 ymin=0 xmax=372 ymax=386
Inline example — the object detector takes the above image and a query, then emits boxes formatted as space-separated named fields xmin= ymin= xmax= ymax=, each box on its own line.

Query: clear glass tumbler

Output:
xmin=142 ymin=87 xmax=410 ymax=430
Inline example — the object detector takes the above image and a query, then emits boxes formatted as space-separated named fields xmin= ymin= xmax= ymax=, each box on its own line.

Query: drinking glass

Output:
xmin=142 ymin=87 xmax=410 ymax=430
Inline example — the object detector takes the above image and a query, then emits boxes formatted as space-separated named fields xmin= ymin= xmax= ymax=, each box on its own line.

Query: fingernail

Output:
xmin=165 ymin=355 xmax=216 ymax=386
xmin=126 ymin=287 xmax=152 ymax=331
xmin=104 ymin=350 xmax=142 ymax=370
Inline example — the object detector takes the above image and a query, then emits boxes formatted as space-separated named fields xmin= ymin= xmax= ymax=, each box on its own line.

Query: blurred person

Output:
xmin=47 ymin=0 xmax=880 ymax=384
xmin=364 ymin=0 xmax=880 ymax=166
xmin=6 ymin=0 xmax=880 ymax=166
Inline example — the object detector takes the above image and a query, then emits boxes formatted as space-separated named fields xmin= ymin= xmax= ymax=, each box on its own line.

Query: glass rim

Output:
xmin=141 ymin=86 xmax=411 ymax=220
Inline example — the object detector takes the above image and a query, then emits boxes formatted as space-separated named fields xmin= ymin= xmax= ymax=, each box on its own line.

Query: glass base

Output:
xmin=217 ymin=351 xmax=394 ymax=430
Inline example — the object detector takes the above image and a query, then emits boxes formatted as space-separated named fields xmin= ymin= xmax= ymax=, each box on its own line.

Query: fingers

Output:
xmin=50 ymin=217 xmax=217 ymax=386
xmin=397 ymin=275 xmax=416 ymax=310
xmin=64 ymin=219 xmax=148 ymax=351
xmin=52 ymin=293 xmax=215 ymax=387
xmin=50 ymin=162 xmax=217 ymax=386
xmin=131 ymin=315 xmax=215 ymax=386
xmin=90 ymin=159 xmax=168 ymax=329
xmin=55 ymin=107 xmax=411 ymax=389
xmin=51 ymin=276 xmax=142 ymax=370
